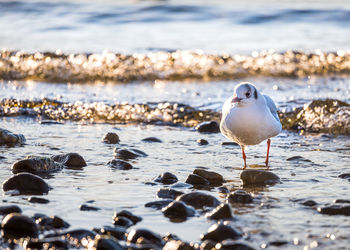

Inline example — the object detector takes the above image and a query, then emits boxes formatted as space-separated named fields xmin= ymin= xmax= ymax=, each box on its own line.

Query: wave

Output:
xmin=1 ymin=50 xmax=350 ymax=83
xmin=1 ymin=98 xmax=349 ymax=135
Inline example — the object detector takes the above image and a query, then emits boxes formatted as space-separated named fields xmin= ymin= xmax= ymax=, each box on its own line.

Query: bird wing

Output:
xmin=263 ymin=94 xmax=280 ymax=122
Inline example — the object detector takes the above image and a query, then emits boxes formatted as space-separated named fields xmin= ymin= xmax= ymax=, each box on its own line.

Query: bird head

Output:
xmin=231 ymin=82 xmax=259 ymax=106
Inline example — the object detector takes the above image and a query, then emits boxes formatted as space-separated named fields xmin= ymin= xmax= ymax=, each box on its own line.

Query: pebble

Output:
xmin=0 ymin=128 xmax=26 ymax=146
xmin=196 ymin=121 xmax=220 ymax=133
xmin=154 ymin=172 xmax=178 ymax=184
xmin=157 ymin=188 xmax=184 ymax=199
xmin=94 ymin=225 xmax=126 ymax=240
xmin=107 ymin=159 xmax=133 ymax=170
xmin=23 ymin=238 xmax=69 ymax=249
xmin=92 ymin=235 xmax=124 ymax=250
xmin=164 ymin=240 xmax=195 ymax=250
xmin=286 ymin=156 xmax=312 ymax=162
xmin=317 ymin=205 xmax=350 ymax=216
xmin=114 ymin=148 xmax=147 ymax=160
xmin=176 ymin=191 xmax=220 ymax=209
xmin=334 ymin=199 xmax=350 ymax=203
xmin=80 ymin=204 xmax=100 ymax=211
xmin=142 ymin=137 xmax=162 ymax=143
xmin=102 ymin=132 xmax=120 ymax=144
xmin=1 ymin=213 xmax=39 ymax=238
xmin=3 ymin=173 xmax=50 ymax=195
xmin=240 ymin=170 xmax=280 ymax=186
xmin=35 ymin=215 xmax=70 ymax=230
xmin=162 ymin=201 xmax=196 ymax=221
xmin=113 ymin=216 xmax=134 ymax=228
xmin=193 ymin=169 xmax=224 ymax=185
xmin=200 ymin=222 xmax=242 ymax=242
xmin=51 ymin=153 xmax=87 ymax=168
xmin=221 ymin=142 xmax=239 ymax=147
xmin=205 ymin=203 xmax=233 ymax=220
xmin=185 ymin=174 xmax=210 ymax=186
xmin=115 ymin=210 xmax=142 ymax=224
xmin=127 ymin=228 xmax=164 ymax=247
xmin=145 ymin=200 xmax=173 ymax=210
xmin=227 ymin=190 xmax=253 ymax=204
xmin=0 ymin=205 xmax=22 ymax=215
xmin=28 ymin=197 xmax=50 ymax=204
xmin=12 ymin=156 xmax=64 ymax=174
xmin=215 ymin=240 xmax=255 ymax=250
xmin=338 ymin=173 xmax=350 ymax=180
xmin=197 ymin=139 xmax=209 ymax=145
xmin=301 ymin=200 xmax=317 ymax=207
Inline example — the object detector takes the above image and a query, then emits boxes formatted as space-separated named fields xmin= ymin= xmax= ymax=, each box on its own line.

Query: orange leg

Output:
xmin=265 ymin=139 xmax=271 ymax=168
xmin=241 ymin=146 xmax=247 ymax=169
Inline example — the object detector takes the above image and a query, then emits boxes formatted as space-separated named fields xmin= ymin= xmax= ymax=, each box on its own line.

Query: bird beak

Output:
xmin=231 ymin=97 xmax=242 ymax=103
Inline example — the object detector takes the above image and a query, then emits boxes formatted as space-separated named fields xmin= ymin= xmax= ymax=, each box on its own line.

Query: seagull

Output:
xmin=220 ymin=82 xmax=282 ymax=169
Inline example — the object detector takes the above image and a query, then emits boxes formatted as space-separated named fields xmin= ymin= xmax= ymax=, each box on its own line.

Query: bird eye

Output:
xmin=246 ymin=92 xmax=251 ymax=98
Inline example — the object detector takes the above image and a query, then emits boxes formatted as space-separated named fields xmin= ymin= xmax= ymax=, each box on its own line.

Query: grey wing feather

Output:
xmin=263 ymin=95 xmax=280 ymax=122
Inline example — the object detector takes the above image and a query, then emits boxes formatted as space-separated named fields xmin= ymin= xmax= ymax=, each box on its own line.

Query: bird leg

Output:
xmin=241 ymin=146 xmax=247 ymax=169
xmin=265 ymin=139 xmax=271 ymax=168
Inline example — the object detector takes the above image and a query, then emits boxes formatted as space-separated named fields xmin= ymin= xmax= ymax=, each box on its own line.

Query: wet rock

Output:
xmin=228 ymin=190 xmax=253 ymax=204
xmin=94 ymin=225 xmax=126 ymax=240
xmin=28 ymin=196 xmax=50 ymax=204
xmin=334 ymin=199 xmax=350 ymax=204
xmin=240 ymin=170 xmax=280 ymax=186
xmin=35 ymin=215 xmax=70 ymax=230
xmin=23 ymin=238 xmax=69 ymax=249
xmin=142 ymin=137 xmax=162 ymax=143
xmin=215 ymin=240 xmax=255 ymax=250
xmin=197 ymin=139 xmax=209 ymax=145
xmin=193 ymin=169 xmax=224 ymax=185
xmin=107 ymin=159 xmax=133 ymax=170
xmin=162 ymin=201 xmax=196 ymax=221
xmin=338 ymin=173 xmax=350 ymax=180
xmin=163 ymin=232 xmax=181 ymax=242
xmin=157 ymin=188 xmax=184 ymax=199
xmin=286 ymin=156 xmax=312 ymax=162
xmin=164 ymin=240 xmax=195 ymax=250
xmin=127 ymin=228 xmax=164 ymax=247
xmin=51 ymin=153 xmax=87 ymax=168
xmin=12 ymin=156 xmax=64 ymax=174
xmin=3 ymin=173 xmax=50 ymax=195
xmin=2 ymin=213 xmax=39 ymax=238
xmin=102 ymin=132 xmax=120 ymax=144
xmin=205 ymin=203 xmax=233 ymax=220
xmin=0 ymin=128 xmax=26 ymax=146
xmin=80 ymin=204 xmax=100 ymax=211
xmin=218 ymin=186 xmax=230 ymax=194
xmin=93 ymin=235 xmax=124 ymax=250
xmin=176 ymin=191 xmax=220 ymax=209
xmin=301 ymin=200 xmax=317 ymax=207
xmin=200 ymin=240 xmax=217 ymax=250
xmin=154 ymin=172 xmax=178 ymax=184
xmin=145 ymin=200 xmax=173 ymax=210
xmin=0 ymin=205 xmax=22 ymax=215
xmin=46 ymin=229 xmax=96 ymax=241
xmin=317 ymin=205 xmax=350 ymax=216
xmin=196 ymin=121 xmax=220 ymax=133
xmin=113 ymin=216 xmax=134 ymax=228
xmin=115 ymin=210 xmax=142 ymax=224
xmin=185 ymin=174 xmax=210 ymax=186
xmin=171 ymin=182 xmax=193 ymax=189
xmin=114 ymin=148 xmax=147 ymax=160
xmin=269 ymin=240 xmax=289 ymax=246
xmin=221 ymin=142 xmax=239 ymax=147
xmin=201 ymin=222 xmax=242 ymax=242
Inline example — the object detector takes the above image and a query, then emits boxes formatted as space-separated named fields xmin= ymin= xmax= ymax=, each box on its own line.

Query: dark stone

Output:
xmin=196 ymin=121 xmax=220 ymax=133
xmin=228 ymin=190 xmax=253 ymax=204
xmin=23 ymin=238 xmax=69 ymax=249
xmin=206 ymin=203 xmax=233 ymax=220
xmin=142 ymin=137 xmax=162 ymax=143
xmin=154 ymin=172 xmax=178 ymax=184
xmin=157 ymin=188 xmax=184 ymax=199
xmin=221 ymin=142 xmax=239 ymax=147
xmin=113 ymin=216 xmax=134 ymax=228
xmin=93 ymin=235 xmax=124 ymax=250
xmin=163 ymin=240 xmax=195 ymax=250
xmin=12 ymin=156 xmax=64 ymax=174
xmin=200 ymin=240 xmax=216 ymax=250
xmin=163 ymin=232 xmax=181 ymax=242
xmin=218 ymin=186 xmax=230 ymax=194
xmin=35 ymin=215 xmax=70 ymax=230
xmin=145 ymin=200 xmax=173 ymax=210
xmin=162 ymin=201 xmax=196 ymax=221
xmin=46 ymin=229 xmax=96 ymax=241
xmin=51 ymin=153 xmax=87 ymax=168
xmin=317 ymin=205 xmax=350 ymax=216
xmin=176 ymin=192 xmax=220 ymax=209
xmin=0 ymin=128 xmax=25 ymax=146
xmin=197 ymin=139 xmax=209 ymax=145
xmin=301 ymin=200 xmax=317 ymax=207
xmin=94 ymin=226 xmax=126 ymax=240
xmin=339 ymin=173 xmax=350 ymax=180
xmin=127 ymin=228 xmax=163 ymax=246
xmin=215 ymin=240 xmax=255 ymax=250
xmin=269 ymin=240 xmax=289 ymax=246
xmin=1 ymin=213 xmax=39 ymax=239
xmin=28 ymin=197 xmax=50 ymax=204
xmin=115 ymin=210 xmax=142 ymax=224
xmin=114 ymin=148 xmax=147 ymax=160
xmin=240 ymin=170 xmax=280 ymax=186
xmin=185 ymin=174 xmax=210 ymax=186
xmin=80 ymin=204 xmax=100 ymax=211
xmin=3 ymin=173 xmax=50 ymax=195
xmin=200 ymin=222 xmax=242 ymax=242
xmin=107 ymin=159 xmax=133 ymax=170
xmin=193 ymin=169 xmax=224 ymax=185
xmin=286 ymin=156 xmax=312 ymax=162
xmin=334 ymin=199 xmax=350 ymax=204
xmin=102 ymin=132 xmax=120 ymax=144
xmin=0 ymin=205 xmax=22 ymax=215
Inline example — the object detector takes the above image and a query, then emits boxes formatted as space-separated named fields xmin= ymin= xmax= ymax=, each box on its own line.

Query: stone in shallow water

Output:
xmin=35 ymin=215 xmax=70 ymax=230
xmin=154 ymin=172 xmax=178 ymax=184
xmin=115 ymin=210 xmax=142 ymax=224
xmin=227 ymin=190 xmax=253 ymax=204
xmin=200 ymin=221 xmax=242 ymax=242
xmin=28 ymin=197 xmax=50 ymax=204
xmin=93 ymin=235 xmax=124 ymax=250
xmin=196 ymin=121 xmax=220 ymax=133
xmin=221 ymin=142 xmax=239 ymax=147
xmin=215 ymin=240 xmax=255 ymax=250
xmin=185 ymin=174 xmax=210 ymax=186
xmin=240 ymin=170 xmax=280 ymax=186
xmin=338 ymin=173 xmax=350 ymax=180
xmin=197 ymin=139 xmax=209 ymax=145
xmin=127 ymin=228 xmax=164 ymax=247
xmin=0 ymin=205 xmax=22 ymax=215
xmin=145 ymin=200 xmax=173 ymax=210
xmin=200 ymin=240 xmax=217 ymax=250
xmin=301 ymin=200 xmax=317 ymax=207
xmin=163 ymin=240 xmax=195 ymax=250
xmin=113 ymin=216 xmax=133 ymax=228
xmin=157 ymin=188 xmax=184 ymax=199
xmin=107 ymin=159 xmax=133 ymax=170
xmin=23 ymin=238 xmax=69 ymax=249
xmin=205 ymin=203 xmax=233 ymax=220
xmin=162 ymin=201 xmax=196 ymax=221
xmin=0 ymin=128 xmax=26 ymax=146
xmin=114 ymin=148 xmax=147 ymax=160
xmin=176 ymin=191 xmax=220 ymax=209
xmin=80 ymin=204 xmax=100 ymax=211
xmin=51 ymin=153 xmax=87 ymax=168
xmin=142 ymin=137 xmax=162 ymax=143
xmin=1 ymin=213 xmax=39 ymax=239
xmin=193 ymin=169 xmax=224 ymax=185
xmin=102 ymin=132 xmax=120 ymax=144
xmin=317 ymin=205 xmax=350 ymax=216
xmin=286 ymin=156 xmax=312 ymax=162
xmin=12 ymin=156 xmax=64 ymax=174
xmin=94 ymin=225 xmax=126 ymax=240
xmin=3 ymin=173 xmax=50 ymax=195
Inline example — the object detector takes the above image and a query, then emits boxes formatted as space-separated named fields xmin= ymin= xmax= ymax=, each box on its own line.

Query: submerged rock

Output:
xmin=338 ymin=173 xmax=350 ymax=180
xmin=93 ymin=235 xmax=124 ymax=250
xmin=0 ymin=205 xmax=22 ymax=215
xmin=193 ymin=169 xmax=224 ymax=185
xmin=102 ymin=132 xmax=120 ymax=144
xmin=154 ymin=172 xmax=178 ymax=184
xmin=162 ymin=201 xmax=196 ymax=221
xmin=197 ymin=139 xmax=209 ymax=145
xmin=114 ymin=148 xmax=147 ymax=160
xmin=196 ymin=121 xmax=220 ymax=133
xmin=35 ymin=215 xmax=70 ymax=230
xmin=228 ymin=190 xmax=253 ymax=204
xmin=240 ymin=170 xmax=280 ymax=186
xmin=51 ymin=153 xmax=87 ymax=168
xmin=80 ymin=204 xmax=100 ymax=211
xmin=0 ymin=128 xmax=25 ymax=146
xmin=94 ymin=225 xmax=126 ymax=240
xmin=115 ymin=210 xmax=142 ymax=224
xmin=3 ymin=173 xmax=50 ymax=195
xmin=286 ymin=156 xmax=312 ymax=162
xmin=317 ymin=205 xmax=350 ymax=216
xmin=200 ymin=240 xmax=217 ymax=250
xmin=163 ymin=240 xmax=195 ymax=250
xmin=113 ymin=216 xmax=133 ymax=228
xmin=142 ymin=137 xmax=162 ymax=143
xmin=176 ymin=191 xmax=220 ymax=209
xmin=107 ymin=159 xmax=133 ymax=170
xmin=185 ymin=174 xmax=210 ymax=186
xmin=127 ymin=228 xmax=164 ymax=247
xmin=12 ymin=156 xmax=64 ymax=174
xmin=23 ymin=238 xmax=69 ymax=249
xmin=2 ymin=213 xmax=39 ymax=239
xmin=215 ymin=240 xmax=255 ymax=250
xmin=145 ymin=200 xmax=173 ymax=210
xmin=157 ymin=188 xmax=184 ymax=199
xmin=205 ymin=203 xmax=233 ymax=220
xmin=301 ymin=200 xmax=317 ymax=207
xmin=200 ymin=221 xmax=242 ymax=242
xmin=28 ymin=197 xmax=50 ymax=204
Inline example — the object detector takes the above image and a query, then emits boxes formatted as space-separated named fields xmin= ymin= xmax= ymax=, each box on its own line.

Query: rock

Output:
xmin=3 ymin=173 xmax=50 ymax=195
xmin=334 ymin=199 xmax=350 ymax=204
xmin=23 ymin=238 xmax=69 ymax=249
xmin=28 ymin=197 xmax=50 ymax=204
xmin=196 ymin=121 xmax=220 ymax=133
xmin=186 ymin=174 xmax=210 ymax=187
xmin=193 ymin=169 xmax=224 ymax=185
xmin=80 ymin=204 xmax=100 ymax=211
xmin=0 ymin=205 xmax=22 ymax=215
xmin=215 ymin=240 xmax=255 ymax=250
xmin=176 ymin=192 xmax=220 ymax=209
xmin=164 ymin=240 xmax=195 ymax=250
xmin=200 ymin=240 xmax=217 ymax=250
xmin=35 ymin=215 xmax=70 ymax=230
xmin=1 ymin=213 xmax=39 ymax=238
xmin=113 ymin=216 xmax=133 ymax=228
xmin=107 ymin=159 xmax=133 ymax=170
xmin=45 ymin=229 xmax=96 ymax=241
xmin=12 ymin=156 xmax=64 ymax=174
xmin=221 ymin=142 xmax=239 ymax=147
xmin=286 ymin=156 xmax=312 ymax=162
xmin=127 ymin=228 xmax=164 ymax=247
xmin=200 ymin=222 xmax=242 ymax=242
xmin=0 ymin=128 xmax=25 ymax=146
xmin=115 ymin=210 xmax=142 ymax=224
xmin=205 ymin=204 xmax=233 ymax=220
xmin=317 ymin=205 xmax=350 ymax=216
xmin=162 ymin=201 xmax=196 ymax=221
xmin=154 ymin=172 xmax=178 ymax=184
xmin=93 ymin=235 xmax=124 ymax=250
xmin=227 ymin=190 xmax=253 ymax=204
xmin=94 ymin=226 xmax=126 ymax=240
xmin=114 ymin=148 xmax=147 ymax=160
xmin=157 ymin=188 xmax=184 ymax=199
xmin=269 ymin=240 xmax=289 ymax=246
xmin=197 ymin=139 xmax=209 ymax=145
xmin=240 ymin=170 xmax=280 ymax=186
xmin=301 ymin=200 xmax=317 ymax=207
xmin=142 ymin=137 xmax=162 ymax=143
xmin=145 ymin=200 xmax=173 ymax=210
xmin=338 ymin=173 xmax=350 ymax=180
xmin=102 ymin=132 xmax=120 ymax=144
xmin=51 ymin=153 xmax=87 ymax=168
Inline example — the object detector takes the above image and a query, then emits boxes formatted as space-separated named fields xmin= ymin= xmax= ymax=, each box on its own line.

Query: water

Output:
xmin=1 ymin=0 xmax=350 ymax=249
